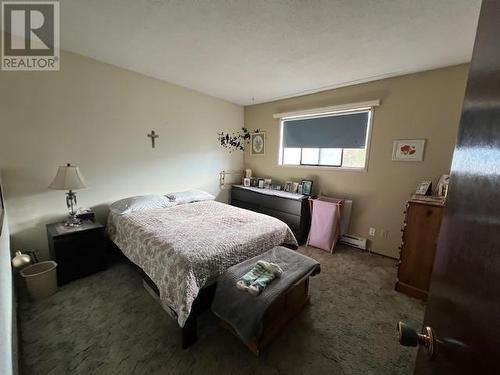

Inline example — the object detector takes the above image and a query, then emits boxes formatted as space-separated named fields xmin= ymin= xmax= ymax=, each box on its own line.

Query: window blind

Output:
xmin=283 ymin=111 xmax=369 ymax=149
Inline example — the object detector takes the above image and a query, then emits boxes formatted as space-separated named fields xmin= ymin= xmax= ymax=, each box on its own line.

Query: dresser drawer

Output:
xmin=230 ymin=186 xmax=310 ymax=245
xmin=54 ymin=231 xmax=103 ymax=260
xmin=231 ymin=199 xmax=256 ymax=211
xmin=231 ymin=187 xmax=303 ymax=215
xmin=259 ymin=208 xmax=301 ymax=231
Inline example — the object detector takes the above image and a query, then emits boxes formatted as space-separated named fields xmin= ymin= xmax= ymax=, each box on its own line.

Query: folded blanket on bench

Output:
xmin=236 ymin=260 xmax=283 ymax=296
xmin=211 ymin=246 xmax=321 ymax=343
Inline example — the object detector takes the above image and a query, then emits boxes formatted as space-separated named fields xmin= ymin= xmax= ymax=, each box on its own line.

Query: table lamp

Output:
xmin=49 ymin=163 xmax=87 ymax=226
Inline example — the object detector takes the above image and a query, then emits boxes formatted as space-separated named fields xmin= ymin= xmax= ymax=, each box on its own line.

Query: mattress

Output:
xmin=107 ymin=200 xmax=297 ymax=327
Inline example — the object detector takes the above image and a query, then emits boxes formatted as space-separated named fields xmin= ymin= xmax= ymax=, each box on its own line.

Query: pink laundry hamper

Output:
xmin=306 ymin=197 xmax=343 ymax=253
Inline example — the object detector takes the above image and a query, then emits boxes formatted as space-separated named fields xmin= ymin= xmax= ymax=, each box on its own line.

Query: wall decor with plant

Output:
xmin=218 ymin=127 xmax=261 ymax=152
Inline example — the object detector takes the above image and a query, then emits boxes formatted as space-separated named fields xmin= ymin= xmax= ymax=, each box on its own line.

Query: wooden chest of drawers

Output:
xmin=395 ymin=199 xmax=444 ymax=300
xmin=230 ymin=185 xmax=311 ymax=244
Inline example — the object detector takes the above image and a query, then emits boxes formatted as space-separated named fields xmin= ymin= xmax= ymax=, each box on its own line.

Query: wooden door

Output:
xmin=413 ymin=0 xmax=500 ymax=372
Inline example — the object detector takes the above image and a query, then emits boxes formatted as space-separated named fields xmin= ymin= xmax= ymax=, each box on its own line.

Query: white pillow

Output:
xmin=110 ymin=195 xmax=174 ymax=215
xmin=165 ymin=190 xmax=215 ymax=205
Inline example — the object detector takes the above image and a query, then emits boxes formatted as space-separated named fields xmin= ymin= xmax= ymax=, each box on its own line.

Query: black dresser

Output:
xmin=47 ymin=220 xmax=106 ymax=285
xmin=230 ymin=185 xmax=311 ymax=244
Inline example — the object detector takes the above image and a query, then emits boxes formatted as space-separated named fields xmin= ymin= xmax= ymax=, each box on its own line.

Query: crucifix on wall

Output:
xmin=147 ymin=130 xmax=159 ymax=148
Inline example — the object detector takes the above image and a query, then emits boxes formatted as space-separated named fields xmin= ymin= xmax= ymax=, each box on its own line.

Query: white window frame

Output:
xmin=275 ymin=100 xmax=378 ymax=172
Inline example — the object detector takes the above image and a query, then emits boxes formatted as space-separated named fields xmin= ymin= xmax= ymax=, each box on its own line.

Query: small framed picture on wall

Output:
xmin=392 ymin=139 xmax=426 ymax=162
xmin=250 ymin=132 xmax=266 ymax=155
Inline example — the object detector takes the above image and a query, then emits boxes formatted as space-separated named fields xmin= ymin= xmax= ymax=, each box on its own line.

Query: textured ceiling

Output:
xmin=61 ymin=0 xmax=481 ymax=105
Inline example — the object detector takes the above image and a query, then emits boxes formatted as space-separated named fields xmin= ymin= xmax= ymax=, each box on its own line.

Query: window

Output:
xmin=277 ymin=104 xmax=374 ymax=170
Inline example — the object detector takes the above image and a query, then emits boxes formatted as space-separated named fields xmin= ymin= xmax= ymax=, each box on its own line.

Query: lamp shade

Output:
xmin=49 ymin=164 xmax=87 ymax=190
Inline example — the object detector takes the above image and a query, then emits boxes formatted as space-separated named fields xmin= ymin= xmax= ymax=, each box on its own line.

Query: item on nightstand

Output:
xmin=250 ymin=178 xmax=258 ymax=187
xmin=258 ymin=179 xmax=265 ymax=188
xmin=49 ymin=163 xmax=88 ymax=227
xmin=291 ymin=182 xmax=299 ymax=193
xmin=245 ymin=169 xmax=253 ymax=178
xmin=75 ymin=207 xmax=95 ymax=222
xmin=297 ymin=184 xmax=303 ymax=195
xmin=264 ymin=178 xmax=272 ymax=189
xmin=415 ymin=180 xmax=432 ymax=195
xmin=284 ymin=181 xmax=292 ymax=192
xmin=243 ymin=178 xmax=251 ymax=187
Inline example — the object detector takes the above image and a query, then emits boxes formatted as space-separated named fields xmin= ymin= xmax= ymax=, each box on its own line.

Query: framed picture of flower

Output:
xmin=250 ymin=132 xmax=266 ymax=155
xmin=392 ymin=139 xmax=426 ymax=161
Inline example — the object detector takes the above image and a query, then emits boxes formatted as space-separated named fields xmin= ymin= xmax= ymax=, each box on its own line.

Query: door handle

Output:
xmin=397 ymin=321 xmax=437 ymax=359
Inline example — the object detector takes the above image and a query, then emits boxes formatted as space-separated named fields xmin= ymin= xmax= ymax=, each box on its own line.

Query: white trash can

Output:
xmin=20 ymin=261 xmax=58 ymax=300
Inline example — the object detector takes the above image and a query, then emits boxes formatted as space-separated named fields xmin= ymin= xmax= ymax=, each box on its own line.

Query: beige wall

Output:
xmin=0 ymin=51 xmax=243 ymax=259
xmin=244 ymin=65 xmax=468 ymax=258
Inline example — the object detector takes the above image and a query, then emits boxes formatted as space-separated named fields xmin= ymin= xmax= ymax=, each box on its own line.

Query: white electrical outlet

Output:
xmin=369 ymin=227 xmax=376 ymax=236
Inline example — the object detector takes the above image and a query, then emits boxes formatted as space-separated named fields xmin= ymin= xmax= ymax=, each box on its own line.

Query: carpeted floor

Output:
xmin=20 ymin=245 xmax=425 ymax=375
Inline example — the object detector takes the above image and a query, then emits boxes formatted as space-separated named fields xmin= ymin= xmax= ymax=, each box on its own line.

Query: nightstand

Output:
xmin=46 ymin=220 xmax=106 ymax=285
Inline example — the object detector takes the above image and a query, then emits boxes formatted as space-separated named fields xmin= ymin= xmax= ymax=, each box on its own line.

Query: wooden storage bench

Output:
xmin=221 ymin=275 xmax=311 ymax=355
xmin=212 ymin=247 xmax=320 ymax=355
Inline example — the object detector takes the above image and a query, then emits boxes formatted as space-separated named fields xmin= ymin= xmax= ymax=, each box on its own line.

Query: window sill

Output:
xmin=277 ymin=164 xmax=368 ymax=172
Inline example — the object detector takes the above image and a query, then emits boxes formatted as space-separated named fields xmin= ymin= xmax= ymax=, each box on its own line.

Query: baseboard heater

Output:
xmin=340 ymin=234 xmax=367 ymax=250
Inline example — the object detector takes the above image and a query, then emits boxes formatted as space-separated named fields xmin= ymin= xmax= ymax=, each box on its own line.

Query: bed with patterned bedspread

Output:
xmin=107 ymin=200 xmax=297 ymax=328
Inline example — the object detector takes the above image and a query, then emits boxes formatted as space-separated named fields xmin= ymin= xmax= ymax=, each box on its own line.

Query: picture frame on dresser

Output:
xmin=301 ymin=180 xmax=313 ymax=196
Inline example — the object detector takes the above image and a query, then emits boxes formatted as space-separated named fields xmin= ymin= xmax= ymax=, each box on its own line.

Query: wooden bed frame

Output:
xmin=132 ymin=259 xmax=216 ymax=349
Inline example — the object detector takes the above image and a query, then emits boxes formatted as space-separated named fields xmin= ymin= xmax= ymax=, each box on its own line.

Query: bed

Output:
xmin=107 ymin=197 xmax=297 ymax=346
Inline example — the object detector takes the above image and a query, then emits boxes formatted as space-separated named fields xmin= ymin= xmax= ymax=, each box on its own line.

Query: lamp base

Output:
xmin=64 ymin=214 xmax=82 ymax=227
